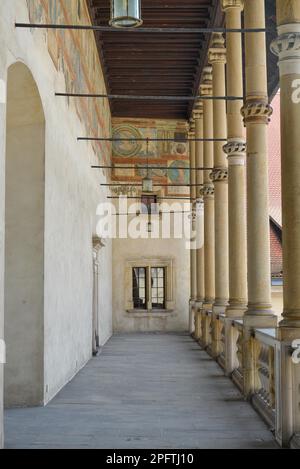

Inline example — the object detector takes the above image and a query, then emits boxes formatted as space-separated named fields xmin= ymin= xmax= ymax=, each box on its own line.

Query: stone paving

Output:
xmin=5 ymin=333 xmax=278 ymax=449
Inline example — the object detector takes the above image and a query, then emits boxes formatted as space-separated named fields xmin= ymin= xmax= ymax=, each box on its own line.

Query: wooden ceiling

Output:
xmin=87 ymin=0 xmax=278 ymax=120
xmin=88 ymin=0 xmax=221 ymax=120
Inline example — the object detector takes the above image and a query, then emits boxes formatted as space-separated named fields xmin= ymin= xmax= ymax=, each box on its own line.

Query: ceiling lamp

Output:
xmin=110 ymin=0 xmax=143 ymax=29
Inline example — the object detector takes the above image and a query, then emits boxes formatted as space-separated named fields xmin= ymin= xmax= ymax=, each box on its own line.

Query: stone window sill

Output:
xmin=126 ymin=309 xmax=175 ymax=318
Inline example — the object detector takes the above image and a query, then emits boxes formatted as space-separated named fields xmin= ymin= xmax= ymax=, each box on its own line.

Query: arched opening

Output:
xmin=4 ymin=63 xmax=45 ymax=407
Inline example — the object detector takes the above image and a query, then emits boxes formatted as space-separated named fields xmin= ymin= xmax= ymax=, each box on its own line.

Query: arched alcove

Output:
xmin=4 ymin=63 xmax=45 ymax=407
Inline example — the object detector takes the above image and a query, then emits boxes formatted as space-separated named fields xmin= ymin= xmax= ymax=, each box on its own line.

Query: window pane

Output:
xmin=133 ymin=267 xmax=147 ymax=309
xmin=151 ymin=267 xmax=165 ymax=309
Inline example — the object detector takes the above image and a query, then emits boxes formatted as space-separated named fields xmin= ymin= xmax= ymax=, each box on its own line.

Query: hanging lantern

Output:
xmin=142 ymin=176 xmax=153 ymax=193
xmin=110 ymin=0 xmax=143 ymax=28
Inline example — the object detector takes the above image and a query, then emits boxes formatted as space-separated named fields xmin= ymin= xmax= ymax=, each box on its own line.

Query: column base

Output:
xmin=189 ymin=299 xmax=196 ymax=335
xmin=225 ymin=302 xmax=247 ymax=318
xmin=194 ymin=302 xmax=203 ymax=340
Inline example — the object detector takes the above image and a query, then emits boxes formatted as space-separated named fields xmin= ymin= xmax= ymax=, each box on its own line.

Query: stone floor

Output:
xmin=5 ymin=333 xmax=278 ymax=449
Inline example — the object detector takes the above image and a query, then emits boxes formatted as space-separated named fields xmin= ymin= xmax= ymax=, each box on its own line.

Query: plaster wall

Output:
xmin=113 ymin=237 xmax=190 ymax=332
xmin=0 ymin=0 xmax=113 ymax=446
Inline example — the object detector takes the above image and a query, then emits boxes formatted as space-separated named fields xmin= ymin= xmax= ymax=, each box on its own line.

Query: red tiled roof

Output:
xmin=268 ymin=92 xmax=282 ymax=228
xmin=270 ymin=220 xmax=282 ymax=275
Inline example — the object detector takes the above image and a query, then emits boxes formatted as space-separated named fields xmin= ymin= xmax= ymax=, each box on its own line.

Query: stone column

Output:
xmin=209 ymin=34 xmax=229 ymax=358
xmin=200 ymin=67 xmax=215 ymax=347
xmin=193 ymin=103 xmax=205 ymax=340
xmin=241 ymin=0 xmax=277 ymax=396
xmin=189 ymin=119 xmax=197 ymax=334
xmin=271 ymin=0 xmax=300 ymax=448
xmin=222 ymin=0 xmax=248 ymax=374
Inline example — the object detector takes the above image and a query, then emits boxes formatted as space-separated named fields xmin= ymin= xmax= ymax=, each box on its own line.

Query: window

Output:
xmin=133 ymin=267 xmax=147 ymax=309
xmin=151 ymin=267 xmax=165 ymax=309
xmin=131 ymin=266 xmax=166 ymax=310
xmin=141 ymin=194 xmax=158 ymax=215
xmin=126 ymin=258 xmax=175 ymax=313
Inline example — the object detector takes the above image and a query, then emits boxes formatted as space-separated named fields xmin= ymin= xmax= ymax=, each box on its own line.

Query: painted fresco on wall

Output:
xmin=112 ymin=118 xmax=190 ymax=196
xmin=26 ymin=0 xmax=111 ymax=164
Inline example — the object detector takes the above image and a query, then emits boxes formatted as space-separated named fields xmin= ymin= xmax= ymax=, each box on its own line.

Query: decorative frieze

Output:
xmin=241 ymin=100 xmax=273 ymax=125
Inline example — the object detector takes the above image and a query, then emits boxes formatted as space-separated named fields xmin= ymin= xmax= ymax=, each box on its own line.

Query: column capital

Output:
xmin=201 ymin=184 xmax=215 ymax=198
xmin=241 ymin=99 xmax=273 ymax=125
xmin=221 ymin=0 xmax=244 ymax=12
xmin=223 ymin=139 xmax=246 ymax=166
xmin=193 ymin=104 xmax=203 ymax=120
xmin=210 ymin=168 xmax=229 ymax=183
xmin=209 ymin=33 xmax=226 ymax=65
xmin=271 ymin=24 xmax=300 ymax=76
xmin=189 ymin=118 xmax=195 ymax=135
xmin=200 ymin=66 xmax=213 ymax=96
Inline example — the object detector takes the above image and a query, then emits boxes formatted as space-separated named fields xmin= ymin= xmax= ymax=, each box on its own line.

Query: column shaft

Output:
xmin=194 ymin=106 xmax=205 ymax=303
xmin=200 ymin=68 xmax=215 ymax=309
xmin=222 ymin=0 xmax=247 ymax=316
xmin=189 ymin=120 xmax=197 ymax=333
xmin=271 ymin=0 xmax=300 ymax=447
xmin=209 ymin=34 xmax=229 ymax=312
xmin=242 ymin=0 xmax=274 ymax=320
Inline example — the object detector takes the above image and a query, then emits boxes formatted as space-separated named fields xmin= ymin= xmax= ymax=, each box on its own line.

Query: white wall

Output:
xmin=0 ymin=0 xmax=113 ymax=444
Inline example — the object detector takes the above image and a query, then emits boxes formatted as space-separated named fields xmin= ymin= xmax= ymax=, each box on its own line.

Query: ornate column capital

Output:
xmin=271 ymin=24 xmax=300 ymax=76
xmin=241 ymin=99 xmax=273 ymax=125
xmin=193 ymin=102 xmax=203 ymax=120
xmin=209 ymin=33 xmax=226 ymax=65
xmin=223 ymin=138 xmax=246 ymax=166
xmin=200 ymin=66 xmax=213 ymax=96
xmin=210 ymin=168 xmax=229 ymax=183
xmin=221 ymin=0 xmax=244 ymax=12
xmin=200 ymin=184 xmax=215 ymax=198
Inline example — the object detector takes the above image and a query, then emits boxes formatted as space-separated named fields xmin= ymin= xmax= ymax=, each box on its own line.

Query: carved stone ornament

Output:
xmin=241 ymin=100 xmax=273 ymax=124
xmin=271 ymin=28 xmax=300 ymax=75
xmin=221 ymin=0 xmax=244 ymax=11
xmin=223 ymin=140 xmax=246 ymax=156
xmin=201 ymin=184 xmax=215 ymax=197
xmin=209 ymin=33 xmax=226 ymax=65
xmin=210 ymin=168 xmax=228 ymax=182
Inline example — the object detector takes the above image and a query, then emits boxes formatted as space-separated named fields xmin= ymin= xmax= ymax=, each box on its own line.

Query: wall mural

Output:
xmin=26 ymin=0 xmax=111 ymax=165
xmin=112 ymin=118 xmax=190 ymax=196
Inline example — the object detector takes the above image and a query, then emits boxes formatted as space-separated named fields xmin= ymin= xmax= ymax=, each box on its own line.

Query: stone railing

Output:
xmin=251 ymin=328 xmax=278 ymax=429
xmin=217 ymin=314 xmax=226 ymax=369
xmin=191 ymin=307 xmax=300 ymax=448
xmin=231 ymin=319 xmax=244 ymax=392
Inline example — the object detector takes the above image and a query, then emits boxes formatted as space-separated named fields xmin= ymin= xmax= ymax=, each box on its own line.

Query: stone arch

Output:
xmin=4 ymin=62 xmax=45 ymax=407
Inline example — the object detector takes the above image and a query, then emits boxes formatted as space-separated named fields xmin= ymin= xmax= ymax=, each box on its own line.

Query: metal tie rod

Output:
xmin=92 ymin=166 xmax=213 ymax=171
xmin=56 ymin=93 xmax=243 ymax=101
xmin=107 ymin=196 xmax=195 ymax=200
xmin=81 ymin=137 xmax=227 ymax=142
xmin=15 ymin=23 xmax=272 ymax=33
xmin=101 ymin=183 xmax=202 ymax=187
xmin=112 ymin=211 xmax=191 ymax=215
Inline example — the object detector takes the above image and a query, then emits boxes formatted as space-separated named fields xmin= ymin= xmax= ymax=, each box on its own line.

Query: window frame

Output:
xmin=125 ymin=258 xmax=175 ymax=313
